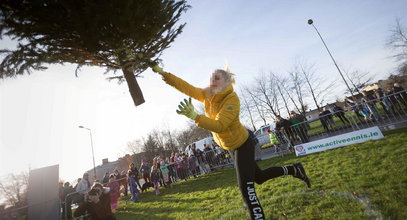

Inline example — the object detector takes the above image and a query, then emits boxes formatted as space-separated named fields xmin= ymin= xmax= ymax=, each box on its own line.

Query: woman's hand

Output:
xmin=151 ymin=64 xmax=165 ymax=75
xmin=176 ymin=97 xmax=197 ymax=120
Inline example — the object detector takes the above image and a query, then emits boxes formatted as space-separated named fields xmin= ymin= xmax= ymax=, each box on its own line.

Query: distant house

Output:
xmin=364 ymin=74 xmax=407 ymax=91
xmin=305 ymin=108 xmax=320 ymax=121
xmin=84 ymin=153 xmax=149 ymax=183
xmin=85 ymin=158 xmax=121 ymax=183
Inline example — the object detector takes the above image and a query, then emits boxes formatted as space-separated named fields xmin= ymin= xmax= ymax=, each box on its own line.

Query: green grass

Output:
xmin=115 ymin=128 xmax=407 ymax=219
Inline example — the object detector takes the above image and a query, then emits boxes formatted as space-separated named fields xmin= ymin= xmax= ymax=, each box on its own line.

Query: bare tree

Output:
xmin=142 ymin=133 xmax=160 ymax=161
xmin=387 ymin=18 xmax=407 ymax=75
xmin=296 ymin=61 xmax=336 ymax=112
xmin=175 ymin=122 xmax=210 ymax=151
xmin=242 ymin=86 xmax=268 ymax=125
xmin=0 ymin=173 xmax=28 ymax=207
xmin=152 ymin=129 xmax=165 ymax=151
xmin=288 ymin=70 xmax=308 ymax=115
xmin=272 ymin=73 xmax=291 ymax=115
xmin=250 ymin=73 xmax=279 ymax=117
xmin=277 ymin=76 xmax=302 ymax=115
xmin=238 ymin=88 xmax=257 ymax=131
xmin=343 ymin=68 xmax=375 ymax=94
xmin=127 ymin=139 xmax=143 ymax=155
xmin=162 ymin=127 xmax=178 ymax=153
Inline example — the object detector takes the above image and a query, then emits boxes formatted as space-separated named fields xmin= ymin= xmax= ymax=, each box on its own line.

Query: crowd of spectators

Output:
xmin=268 ymin=83 xmax=407 ymax=148
xmin=59 ymin=142 xmax=232 ymax=219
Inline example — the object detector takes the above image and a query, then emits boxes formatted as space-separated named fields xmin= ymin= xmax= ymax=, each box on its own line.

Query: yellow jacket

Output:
xmin=163 ymin=72 xmax=249 ymax=150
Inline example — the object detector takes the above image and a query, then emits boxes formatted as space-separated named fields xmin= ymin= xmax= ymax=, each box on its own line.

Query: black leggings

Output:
xmin=230 ymin=131 xmax=288 ymax=220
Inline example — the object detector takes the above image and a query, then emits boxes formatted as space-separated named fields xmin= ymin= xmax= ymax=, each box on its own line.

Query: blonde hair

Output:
xmin=214 ymin=69 xmax=235 ymax=85
xmin=205 ymin=67 xmax=236 ymax=96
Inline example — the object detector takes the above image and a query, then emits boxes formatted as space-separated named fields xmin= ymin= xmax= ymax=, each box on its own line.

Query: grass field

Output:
xmin=115 ymin=128 xmax=407 ymax=219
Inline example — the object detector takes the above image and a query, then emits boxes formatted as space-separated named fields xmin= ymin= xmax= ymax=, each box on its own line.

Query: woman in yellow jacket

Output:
xmin=152 ymin=65 xmax=310 ymax=220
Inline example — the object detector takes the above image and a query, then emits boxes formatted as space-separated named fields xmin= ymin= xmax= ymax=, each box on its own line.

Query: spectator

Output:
xmin=204 ymin=144 xmax=215 ymax=171
xmin=375 ymin=88 xmax=391 ymax=115
xmin=385 ymin=87 xmax=403 ymax=114
xmin=128 ymin=163 xmax=142 ymax=190
xmin=150 ymin=166 xmax=161 ymax=195
xmin=267 ymin=129 xmax=279 ymax=145
xmin=195 ymin=148 xmax=207 ymax=174
xmin=119 ymin=170 xmax=128 ymax=196
xmin=59 ymin=182 xmax=64 ymax=201
xmin=127 ymin=169 xmax=140 ymax=202
xmin=393 ymin=83 xmax=407 ymax=108
xmin=181 ymin=153 xmax=189 ymax=179
xmin=289 ymin=111 xmax=309 ymax=143
xmin=160 ymin=160 xmax=172 ymax=188
xmin=102 ymin=172 xmax=110 ymax=185
xmin=188 ymin=154 xmax=198 ymax=178
xmin=152 ymin=157 xmax=164 ymax=187
xmin=107 ymin=175 xmax=120 ymax=210
xmin=74 ymin=183 xmax=116 ymax=220
xmin=62 ymin=182 xmax=75 ymax=219
xmin=275 ymin=115 xmax=295 ymax=146
xmin=174 ymin=153 xmax=184 ymax=179
xmin=139 ymin=160 xmax=151 ymax=184
xmin=361 ymin=91 xmax=382 ymax=120
xmin=331 ymin=104 xmax=350 ymax=125
xmin=165 ymin=157 xmax=176 ymax=183
xmin=319 ymin=108 xmax=333 ymax=132
xmin=76 ymin=173 xmax=91 ymax=204
xmin=345 ymin=98 xmax=364 ymax=122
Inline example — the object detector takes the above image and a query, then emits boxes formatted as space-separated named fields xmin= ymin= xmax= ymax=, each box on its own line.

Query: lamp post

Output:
xmin=78 ymin=125 xmax=97 ymax=179
xmin=307 ymin=19 xmax=357 ymax=102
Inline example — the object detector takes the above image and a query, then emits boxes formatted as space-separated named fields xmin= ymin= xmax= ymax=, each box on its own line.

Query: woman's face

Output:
xmin=88 ymin=194 xmax=100 ymax=204
xmin=210 ymin=71 xmax=227 ymax=93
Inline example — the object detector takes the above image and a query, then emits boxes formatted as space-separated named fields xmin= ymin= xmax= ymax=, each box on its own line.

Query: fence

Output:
xmin=258 ymin=89 xmax=407 ymax=160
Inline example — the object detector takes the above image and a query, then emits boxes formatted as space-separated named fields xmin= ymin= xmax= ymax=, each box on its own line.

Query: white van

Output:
xmin=184 ymin=136 xmax=214 ymax=155
xmin=254 ymin=124 xmax=274 ymax=148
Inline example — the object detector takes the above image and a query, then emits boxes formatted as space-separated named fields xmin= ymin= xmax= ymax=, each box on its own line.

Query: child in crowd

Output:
xmin=127 ymin=169 xmax=140 ymax=202
xmin=160 ymin=160 xmax=172 ymax=188
xmin=150 ymin=166 xmax=161 ymax=195
xmin=107 ymin=174 xmax=120 ymax=210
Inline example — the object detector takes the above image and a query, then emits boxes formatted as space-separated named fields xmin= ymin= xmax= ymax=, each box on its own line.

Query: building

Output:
xmin=85 ymin=158 xmax=122 ymax=183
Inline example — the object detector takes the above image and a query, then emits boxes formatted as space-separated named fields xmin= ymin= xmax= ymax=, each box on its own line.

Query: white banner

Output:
xmin=294 ymin=126 xmax=384 ymax=156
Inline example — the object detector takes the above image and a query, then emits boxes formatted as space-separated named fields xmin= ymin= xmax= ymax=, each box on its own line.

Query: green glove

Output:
xmin=152 ymin=64 xmax=164 ymax=75
xmin=176 ymin=97 xmax=197 ymax=120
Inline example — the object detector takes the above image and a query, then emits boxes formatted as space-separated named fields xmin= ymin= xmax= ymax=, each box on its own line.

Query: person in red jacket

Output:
xmin=151 ymin=64 xmax=311 ymax=220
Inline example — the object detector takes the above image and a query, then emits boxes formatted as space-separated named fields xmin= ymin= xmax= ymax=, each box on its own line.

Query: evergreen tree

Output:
xmin=0 ymin=0 xmax=189 ymax=106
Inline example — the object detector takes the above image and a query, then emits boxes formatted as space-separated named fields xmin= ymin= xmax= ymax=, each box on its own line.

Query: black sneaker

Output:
xmin=293 ymin=162 xmax=311 ymax=188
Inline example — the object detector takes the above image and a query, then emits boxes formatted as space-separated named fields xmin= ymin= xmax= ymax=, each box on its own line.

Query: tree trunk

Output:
xmin=122 ymin=67 xmax=145 ymax=106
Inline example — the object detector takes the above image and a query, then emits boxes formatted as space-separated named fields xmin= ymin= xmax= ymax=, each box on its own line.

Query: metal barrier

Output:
xmin=285 ymin=89 xmax=407 ymax=145
xmin=163 ymin=149 xmax=234 ymax=182
xmin=255 ymin=89 xmax=407 ymax=160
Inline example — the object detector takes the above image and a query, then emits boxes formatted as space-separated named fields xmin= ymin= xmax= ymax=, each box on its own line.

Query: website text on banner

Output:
xmin=294 ymin=126 xmax=384 ymax=156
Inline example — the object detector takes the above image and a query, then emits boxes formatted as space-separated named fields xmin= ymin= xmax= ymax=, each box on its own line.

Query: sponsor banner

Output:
xmin=294 ymin=126 xmax=384 ymax=156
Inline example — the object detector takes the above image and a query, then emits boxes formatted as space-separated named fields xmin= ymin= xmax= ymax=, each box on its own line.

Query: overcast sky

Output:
xmin=1 ymin=0 xmax=406 ymax=183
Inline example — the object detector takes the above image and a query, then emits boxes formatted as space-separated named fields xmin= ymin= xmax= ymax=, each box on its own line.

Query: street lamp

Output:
xmin=78 ymin=125 xmax=97 ymax=179
xmin=307 ymin=19 xmax=357 ymax=102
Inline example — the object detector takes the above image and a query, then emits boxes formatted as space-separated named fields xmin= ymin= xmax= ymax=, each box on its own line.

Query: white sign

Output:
xmin=294 ymin=126 xmax=384 ymax=156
